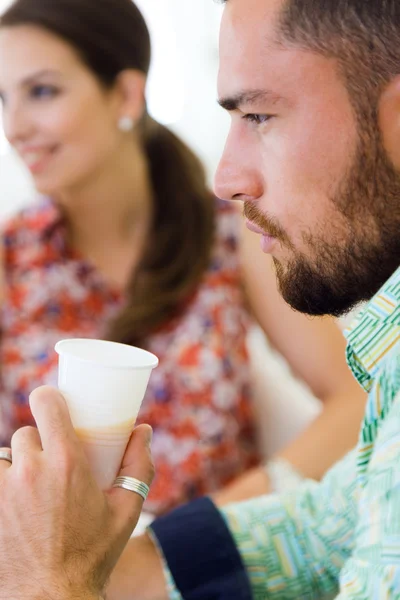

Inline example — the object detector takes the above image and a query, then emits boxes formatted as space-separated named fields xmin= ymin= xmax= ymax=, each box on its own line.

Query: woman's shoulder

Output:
xmin=2 ymin=199 xmax=57 ymax=238
xmin=1 ymin=199 xmax=60 ymax=269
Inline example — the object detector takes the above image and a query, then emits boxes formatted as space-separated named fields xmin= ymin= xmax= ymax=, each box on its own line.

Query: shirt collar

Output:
xmin=345 ymin=266 xmax=400 ymax=392
xmin=36 ymin=198 xmax=65 ymax=241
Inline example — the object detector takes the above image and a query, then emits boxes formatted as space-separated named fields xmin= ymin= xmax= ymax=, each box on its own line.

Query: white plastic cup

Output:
xmin=55 ymin=338 xmax=158 ymax=489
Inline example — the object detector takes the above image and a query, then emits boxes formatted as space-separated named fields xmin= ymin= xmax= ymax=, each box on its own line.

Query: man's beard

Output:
xmin=244 ymin=122 xmax=400 ymax=318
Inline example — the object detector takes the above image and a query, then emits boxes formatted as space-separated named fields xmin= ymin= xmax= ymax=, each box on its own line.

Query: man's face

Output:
xmin=214 ymin=0 xmax=400 ymax=316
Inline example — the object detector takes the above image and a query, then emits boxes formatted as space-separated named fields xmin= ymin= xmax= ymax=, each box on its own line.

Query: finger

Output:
xmin=11 ymin=426 xmax=42 ymax=458
xmin=0 ymin=447 xmax=12 ymax=478
xmin=109 ymin=424 xmax=154 ymax=521
xmin=29 ymin=386 xmax=79 ymax=455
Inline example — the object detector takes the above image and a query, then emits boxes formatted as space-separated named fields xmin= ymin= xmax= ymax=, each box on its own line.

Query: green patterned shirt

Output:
xmin=165 ymin=265 xmax=400 ymax=599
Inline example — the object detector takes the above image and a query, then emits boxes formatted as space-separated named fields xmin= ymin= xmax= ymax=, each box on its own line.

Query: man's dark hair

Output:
xmin=221 ymin=0 xmax=400 ymax=120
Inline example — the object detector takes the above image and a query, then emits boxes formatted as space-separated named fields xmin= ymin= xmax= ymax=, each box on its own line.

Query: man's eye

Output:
xmin=30 ymin=85 xmax=59 ymax=99
xmin=242 ymin=113 xmax=273 ymax=125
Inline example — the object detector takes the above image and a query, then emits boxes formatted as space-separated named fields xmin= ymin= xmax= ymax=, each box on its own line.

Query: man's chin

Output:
xmin=273 ymin=260 xmax=360 ymax=318
xmin=281 ymin=288 xmax=357 ymax=317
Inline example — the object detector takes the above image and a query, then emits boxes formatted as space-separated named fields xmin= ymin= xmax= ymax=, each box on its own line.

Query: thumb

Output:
xmin=109 ymin=424 xmax=154 ymax=524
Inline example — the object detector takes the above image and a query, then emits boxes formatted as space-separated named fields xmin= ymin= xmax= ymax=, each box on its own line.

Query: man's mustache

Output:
xmin=243 ymin=201 xmax=288 ymax=243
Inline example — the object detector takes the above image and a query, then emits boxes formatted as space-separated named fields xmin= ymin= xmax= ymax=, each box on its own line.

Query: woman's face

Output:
xmin=0 ymin=25 xmax=127 ymax=196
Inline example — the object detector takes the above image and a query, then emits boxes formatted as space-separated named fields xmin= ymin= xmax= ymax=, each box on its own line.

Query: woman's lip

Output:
xmin=20 ymin=146 xmax=58 ymax=174
xmin=25 ymin=153 xmax=51 ymax=174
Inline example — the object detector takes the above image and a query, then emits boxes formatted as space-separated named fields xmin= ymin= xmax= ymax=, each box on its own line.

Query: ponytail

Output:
xmin=107 ymin=116 xmax=215 ymax=345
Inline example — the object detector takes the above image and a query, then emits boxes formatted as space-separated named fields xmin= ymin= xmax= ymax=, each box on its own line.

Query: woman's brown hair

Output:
xmin=1 ymin=0 xmax=215 ymax=345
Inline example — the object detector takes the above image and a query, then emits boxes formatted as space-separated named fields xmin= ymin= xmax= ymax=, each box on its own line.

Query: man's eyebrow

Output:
xmin=217 ymin=89 xmax=284 ymax=111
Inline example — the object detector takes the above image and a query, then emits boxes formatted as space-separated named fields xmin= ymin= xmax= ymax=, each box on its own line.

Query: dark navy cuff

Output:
xmin=150 ymin=496 xmax=252 ymax=600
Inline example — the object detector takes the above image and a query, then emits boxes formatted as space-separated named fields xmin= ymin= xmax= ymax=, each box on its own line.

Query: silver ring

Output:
xmin=112 ymin=476 xmax=150 ymax=501
xmin=0 ymin=449 xmax=12 ymax=464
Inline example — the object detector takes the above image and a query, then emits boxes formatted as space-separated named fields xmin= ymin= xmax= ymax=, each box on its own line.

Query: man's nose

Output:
xmin=213 ymin=128 xmax=264 ymax=203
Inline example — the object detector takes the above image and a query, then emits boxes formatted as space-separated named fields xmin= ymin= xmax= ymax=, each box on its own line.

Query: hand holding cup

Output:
xmin=0 ymin=386 xmax=154 ymax=600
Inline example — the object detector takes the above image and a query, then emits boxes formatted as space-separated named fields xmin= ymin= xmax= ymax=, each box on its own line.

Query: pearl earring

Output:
xmin=118 ymin=116 xmax=134 ymax=132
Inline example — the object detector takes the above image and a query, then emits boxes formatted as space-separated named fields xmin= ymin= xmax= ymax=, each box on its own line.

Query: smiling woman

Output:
xmin=0 ymin=0 xmax=226 ymax=218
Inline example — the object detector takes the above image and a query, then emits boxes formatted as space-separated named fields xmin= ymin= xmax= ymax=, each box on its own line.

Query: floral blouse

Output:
xmin=0 ymin=198 xmax=260 ymax=515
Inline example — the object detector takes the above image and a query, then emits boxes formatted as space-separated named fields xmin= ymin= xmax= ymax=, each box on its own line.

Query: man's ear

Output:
xmin=379 ymin=76 xmax=400 ymax=169
xmin=114 ymin=69 xmax=147 ymax=123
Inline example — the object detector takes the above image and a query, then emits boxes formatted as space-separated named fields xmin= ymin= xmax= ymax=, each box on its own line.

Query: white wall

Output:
xmin=0 ymin=151 xmax=35 ymax=218
xmin=136 ymin=0 xmax=229 ymax=175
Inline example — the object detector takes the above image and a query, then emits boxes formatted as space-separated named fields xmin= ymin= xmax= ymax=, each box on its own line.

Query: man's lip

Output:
xmin=245 ymin=219 xmax=269 ymax=236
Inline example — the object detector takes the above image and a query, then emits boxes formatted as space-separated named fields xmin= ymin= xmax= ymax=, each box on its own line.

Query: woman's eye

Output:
xmin=30 ymin=85 xmax=59 ymax=99
xmin=242 ymin=113 xmax=273 ymax=125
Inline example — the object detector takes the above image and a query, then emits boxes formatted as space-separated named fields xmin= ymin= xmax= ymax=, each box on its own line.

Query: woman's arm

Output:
xmin=215 ymin=223 xmax=366 ymax=504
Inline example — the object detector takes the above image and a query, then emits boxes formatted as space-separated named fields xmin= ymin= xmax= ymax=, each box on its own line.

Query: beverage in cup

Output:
xmin=55 ymin=338 xmax=158 ymax=489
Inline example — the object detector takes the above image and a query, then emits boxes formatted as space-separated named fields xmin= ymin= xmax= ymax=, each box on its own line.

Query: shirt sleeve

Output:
xmin=150 ymin=449 xmax=358 ymax=599
xmin=337 ymin=387 xmax=400 ymax=598
xmin=150 ymin=495 xmax=253 ymax=600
